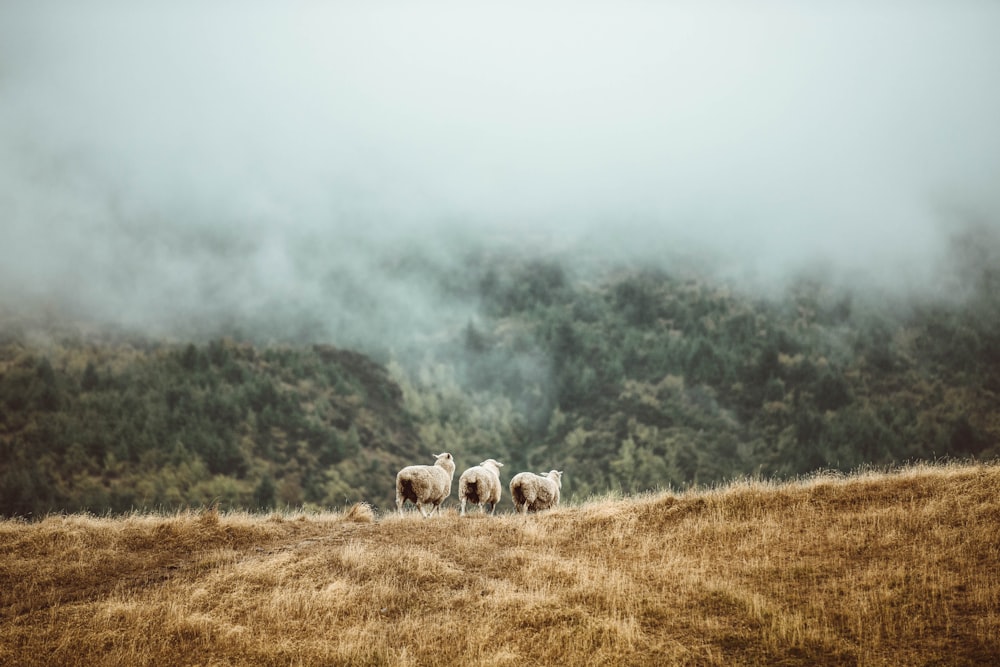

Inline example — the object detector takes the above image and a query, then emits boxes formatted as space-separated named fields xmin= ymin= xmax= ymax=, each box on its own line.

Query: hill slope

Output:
xmin=0 ymin=337 xmax=420 ymax=515
xmin=2 ymin=463 xmax=998 ymax=666
xmin=4 ymin=249 xmax=1000 ymax=517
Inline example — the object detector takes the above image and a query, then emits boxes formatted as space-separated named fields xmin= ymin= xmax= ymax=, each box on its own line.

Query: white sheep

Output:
xmin=458 ymin=458 xmax=504 ymax=516
xmin=509 ymin=470 xmax=563 ymax=514
xmin=395 ymin=452 xmax=456 ymax=517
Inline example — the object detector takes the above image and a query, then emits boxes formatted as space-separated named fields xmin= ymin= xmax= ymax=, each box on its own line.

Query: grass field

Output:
xmin=2 ymin=463 xmax=998 ymax=666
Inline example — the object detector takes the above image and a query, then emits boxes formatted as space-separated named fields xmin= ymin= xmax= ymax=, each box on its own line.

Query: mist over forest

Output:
xmin=1 ymin=2 xmax=999 ymax=514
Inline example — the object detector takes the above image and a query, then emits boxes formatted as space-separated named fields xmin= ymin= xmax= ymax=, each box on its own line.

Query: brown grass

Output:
xmin=2 ymin=463 xmax=999 ymax=666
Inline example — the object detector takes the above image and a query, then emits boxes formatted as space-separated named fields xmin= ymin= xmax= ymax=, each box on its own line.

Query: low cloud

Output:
xmin=2 ymin=1 xmax=999 ymax=342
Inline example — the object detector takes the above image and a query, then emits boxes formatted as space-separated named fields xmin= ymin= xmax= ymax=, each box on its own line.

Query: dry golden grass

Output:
xmin=2 ymin=463 xmax=999 ymax=666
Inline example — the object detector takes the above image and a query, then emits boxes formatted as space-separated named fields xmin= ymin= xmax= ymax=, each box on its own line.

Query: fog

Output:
xmin=2 ymin=1 xmax=999 ymax=344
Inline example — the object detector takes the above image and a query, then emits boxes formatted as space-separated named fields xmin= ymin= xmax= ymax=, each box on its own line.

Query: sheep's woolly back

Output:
xmin=459 ymin=459 xmax=504 ymax=515
xmin=510 ymin=470 xmax=563 ymax=513
xmin=395 ymin=453 xmax=456 ymax=516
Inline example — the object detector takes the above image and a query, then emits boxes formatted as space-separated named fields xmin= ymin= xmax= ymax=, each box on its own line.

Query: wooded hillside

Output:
xmin=2 ymin=240 xmax=998 ymax=516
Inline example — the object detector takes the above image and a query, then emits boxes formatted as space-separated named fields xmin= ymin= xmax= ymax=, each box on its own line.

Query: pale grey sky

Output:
xmin=2 ymin=1 xmax=999 ymax=337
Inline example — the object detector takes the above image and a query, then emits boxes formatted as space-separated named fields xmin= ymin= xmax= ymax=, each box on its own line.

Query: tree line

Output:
xmin=2 ymin=247 xmax=998 ymax=516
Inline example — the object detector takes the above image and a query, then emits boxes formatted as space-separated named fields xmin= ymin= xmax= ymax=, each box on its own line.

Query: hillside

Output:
xmin=2 ymin=243 xmax=999 ymax=516
xmin=2 ymin=463 xmax=998 ymax=666
xmin=0 ymin=336 xmax=420 ymax=515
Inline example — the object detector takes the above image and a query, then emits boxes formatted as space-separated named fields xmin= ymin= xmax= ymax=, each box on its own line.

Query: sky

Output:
xmin=2 ymin=0 xmax=999 ymax=342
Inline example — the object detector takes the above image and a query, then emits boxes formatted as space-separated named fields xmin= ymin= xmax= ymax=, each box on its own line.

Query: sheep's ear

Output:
xmin=497 ymin=461 xmax=505 ymax=467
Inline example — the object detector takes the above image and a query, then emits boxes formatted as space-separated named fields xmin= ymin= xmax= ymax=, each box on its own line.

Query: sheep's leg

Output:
xmin=396 ymin=494 xmax=404 ymax=516
xmin=460 ymin=499 xmax=467 ymax=516
xmin=516 ymin=492 xmax=532 ymax=514
xmin=417 ymin=502 xmax=430 ymax=518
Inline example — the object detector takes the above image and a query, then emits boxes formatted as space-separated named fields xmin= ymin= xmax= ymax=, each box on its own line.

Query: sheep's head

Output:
xmin=545 ymin=470 xmax=563 ymax=488
xmin=433 ymin=452 xmax=456 ymax=476
xmin=481 ymin=459 xmax=504 ymax=469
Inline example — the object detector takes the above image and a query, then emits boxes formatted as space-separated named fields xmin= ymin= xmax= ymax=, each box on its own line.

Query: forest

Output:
xmin=2 ymin=232 xmax=998 ymax=516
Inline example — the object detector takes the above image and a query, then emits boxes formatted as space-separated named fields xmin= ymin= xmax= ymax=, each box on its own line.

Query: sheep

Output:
xmin=509 ymin=470 xmax=563 ymax=514
xmin=458 ymin=458 xmax=504 ymax=516
xmin=395 ymin=452 xmax=456 ymax=517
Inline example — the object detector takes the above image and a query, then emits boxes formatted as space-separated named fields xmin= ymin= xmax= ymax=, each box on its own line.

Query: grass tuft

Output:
xmin=343 ymin=501 xmax=376 ymax=524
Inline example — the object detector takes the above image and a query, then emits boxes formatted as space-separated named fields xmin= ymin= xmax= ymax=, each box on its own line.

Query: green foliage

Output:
xmin=0 ymin=339 xmax=419 ymax=516
xmin=3 ymin=246 xmax=999 ymax=515
xmin=414 ymin=256 xmax=1000 ymax=499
